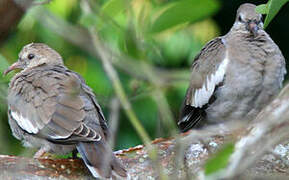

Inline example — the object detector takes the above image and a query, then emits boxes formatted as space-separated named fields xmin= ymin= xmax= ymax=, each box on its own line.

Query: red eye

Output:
xmin=28 ymin=54 xmax=35 ymax=60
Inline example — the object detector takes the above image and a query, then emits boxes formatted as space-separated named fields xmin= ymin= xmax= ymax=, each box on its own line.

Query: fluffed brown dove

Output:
xmin=3 ymin=43 xmax=127 ymax=178
xmin=178 ymin=3 xmax=286 ymax=132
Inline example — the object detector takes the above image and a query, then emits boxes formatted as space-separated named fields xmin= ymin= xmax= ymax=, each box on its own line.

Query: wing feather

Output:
xmin=179 ymin=37 xmax=227 ymax=131
xmin=8 ymin=66 xmax=104 ymax=143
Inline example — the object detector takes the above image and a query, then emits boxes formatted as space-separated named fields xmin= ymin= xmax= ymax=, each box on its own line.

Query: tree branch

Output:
xmin=1 ymin=83 xmax=289 ymax=179
xmin=0 ymin=36 xmax=287 ymax=180
xmin=0 ymin=0 xmax=27 ymax=45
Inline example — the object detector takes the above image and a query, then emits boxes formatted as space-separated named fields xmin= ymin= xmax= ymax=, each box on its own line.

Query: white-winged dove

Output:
xmin=4 ymin=43 xmax=127 ymax=178
xmin=178 ymin=3 xmax=286 ymax=132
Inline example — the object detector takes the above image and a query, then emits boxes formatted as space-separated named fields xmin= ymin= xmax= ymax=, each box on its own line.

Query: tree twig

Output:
xmin=81 ymin=0 xmax=151 ymax=146
xmin=108 ymin=97 xmax=120 ymax=148
xmin=32 ymin=7 xmax=190 ymax=86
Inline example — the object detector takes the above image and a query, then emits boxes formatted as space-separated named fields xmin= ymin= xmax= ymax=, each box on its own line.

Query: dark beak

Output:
xmin=3 ymin=61 xmax=23 ymax=76
xmin=247 ymin=21 xmax=259 ymax=37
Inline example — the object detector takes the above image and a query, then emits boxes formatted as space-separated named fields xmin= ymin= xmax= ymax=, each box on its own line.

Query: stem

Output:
xmin=89 ymin=30 xmax=151 ymax=145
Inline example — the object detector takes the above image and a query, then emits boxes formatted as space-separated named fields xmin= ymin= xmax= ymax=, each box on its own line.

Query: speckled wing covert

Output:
xmin=178 ymin=37 xmax=227 ymax=132
xmin=8 ymin=65 xmax=126 ymax=178
xmin=8 ymin=65 xmax=105 ymax=142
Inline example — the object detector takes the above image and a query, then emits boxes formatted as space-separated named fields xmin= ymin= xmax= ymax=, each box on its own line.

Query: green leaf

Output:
xmin=257 ymin=0 xmax=289 ymax=28
xmin=160 ymin=31 xmax=192 ymax=66
xmin=123 ymin=27 xmax=142 ymax=59
xmin=0 ymin=54 xmax=10 ymax=73
xmin=80 ymin=0 xmax=129 ymax=29
xmin=204 ymin=143 xmax=235 ymax=175
xmin=0 ymin=54 xmax=12 ymax=81
xmin=256 ymin=4 xmax=268 ymax=14
xmin=101 ymin=0 xmax=128 ymax=18
xmin=150 ymin=0 xmax=219 ymax=33
xmin=79 ymin=13 xmax=99 ymax=28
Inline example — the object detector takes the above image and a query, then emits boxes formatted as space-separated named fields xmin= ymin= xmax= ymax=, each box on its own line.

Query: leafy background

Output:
xmin=0 ymin=0 xmax=288 ymax=158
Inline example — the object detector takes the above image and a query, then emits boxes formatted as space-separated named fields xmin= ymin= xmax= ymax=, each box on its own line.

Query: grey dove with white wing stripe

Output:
xmin=179 ymin=3 xmax=286 ymax=132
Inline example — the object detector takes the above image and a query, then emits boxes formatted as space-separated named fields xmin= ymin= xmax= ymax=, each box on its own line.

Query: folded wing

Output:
xmin=8 ymin=65 xmax=103 ymax=143
xmin=178 ymin=37 xmax=228 ymax=132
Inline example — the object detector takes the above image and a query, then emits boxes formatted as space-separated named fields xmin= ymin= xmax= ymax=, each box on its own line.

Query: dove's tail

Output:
xmin=76 ymin=141 xmax=127 ymax=179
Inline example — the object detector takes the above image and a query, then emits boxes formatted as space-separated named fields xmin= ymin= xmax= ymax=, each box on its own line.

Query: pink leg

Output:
xmin=33 ymin=148 xmax=47 ymax=159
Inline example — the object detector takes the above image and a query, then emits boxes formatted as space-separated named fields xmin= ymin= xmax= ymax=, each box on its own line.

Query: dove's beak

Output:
xmin=247 ymin=21 xmax=259 ymax=37
xmin=3 ymin=61 xmax=23 ymax=76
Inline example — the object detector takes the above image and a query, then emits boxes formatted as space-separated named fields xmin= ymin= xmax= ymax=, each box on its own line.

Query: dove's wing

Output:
xmin=178 ymin=37 xmax=228 ymax=132
xmin=8 ymin=65 xmax=104 ymax=143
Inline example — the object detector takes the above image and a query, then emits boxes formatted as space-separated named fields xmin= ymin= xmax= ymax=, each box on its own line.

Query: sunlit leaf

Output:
xmin=256 ymin=0 xmax=289 ymax=28
xmin=150 ymin=0 xmax=219 ymax=33
xmin=204 ymin=143 xmax=235 ymax=175
xmin=80 ymin=0 xmax=129 ymax=31
xmin=131 ymin=0 xmax=152 ymax=32
xmin=47 ymin=0 xmax=77 ymax=18
xmin=101 ymin=0 xmax=128 ymax=18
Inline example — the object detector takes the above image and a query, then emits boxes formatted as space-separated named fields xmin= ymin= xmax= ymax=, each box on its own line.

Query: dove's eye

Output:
xmin=27 ymin=54 xmax=35 ymax=60
xmin=238 ymin=16 xmax=244 ymax=23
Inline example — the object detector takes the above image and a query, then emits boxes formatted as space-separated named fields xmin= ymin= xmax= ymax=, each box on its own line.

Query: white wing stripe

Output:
xmin=11 ymin=111 xmax=39 ymax=134
xmin=86 ymin=164 xmax=101 ymax=179
xmin=192 ymin=51 xmax=229 ymax=108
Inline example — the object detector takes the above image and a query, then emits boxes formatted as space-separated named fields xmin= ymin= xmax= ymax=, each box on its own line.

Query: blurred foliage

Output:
xmin=204 ymin=143 xmax=235 ymax=175
xmin=256 ymin=0 xmax=289 ymax=28
xmin=0 ymin=0 xmax=220 ymax=155
xmin=0 ymin=0 xmax=287 ymax=165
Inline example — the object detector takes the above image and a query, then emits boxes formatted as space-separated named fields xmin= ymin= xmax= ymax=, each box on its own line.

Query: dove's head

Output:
xmin=233 ymin=3 xmax=263 ymax=37
xmin=4 ymin=43 xmax=63 ymax=75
